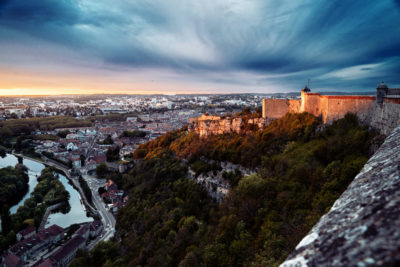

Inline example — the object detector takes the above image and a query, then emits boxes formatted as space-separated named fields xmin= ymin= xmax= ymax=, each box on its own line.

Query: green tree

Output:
xmin=96 ymin=163 xmax=109 ymax=178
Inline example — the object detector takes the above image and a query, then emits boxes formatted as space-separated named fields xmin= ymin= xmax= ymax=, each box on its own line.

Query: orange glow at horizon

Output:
xmin=0 ymin=68 xmax=218 ymax=96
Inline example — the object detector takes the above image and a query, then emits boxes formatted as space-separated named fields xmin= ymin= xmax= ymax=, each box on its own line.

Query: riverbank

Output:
xmin=11 ymin=151 xmax=44 ymax=164
xmin=8 ymin=152 xmax=115 ymax=249
xmin=13 ymin=151 xmax=97 ymax=215
xmin=38 ymin=203 xmax=62 ymax=231
xmin=3 ymin=153 xmax=94 ymax=227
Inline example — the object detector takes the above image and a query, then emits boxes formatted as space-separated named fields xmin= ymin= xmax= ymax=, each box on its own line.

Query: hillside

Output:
xmin=72 ymin=112 xmax=383 ymax=267
xmin=281 ymin=124 xmax=400 ymax=266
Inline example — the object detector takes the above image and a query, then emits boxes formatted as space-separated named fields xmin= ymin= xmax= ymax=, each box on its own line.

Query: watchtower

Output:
xmin=376 ymin=81 xmax=388 ymax=104
xmin=300 ymin=85 xmax=311 ymax=112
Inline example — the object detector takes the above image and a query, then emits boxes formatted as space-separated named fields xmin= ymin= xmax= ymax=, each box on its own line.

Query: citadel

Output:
xmin=190 ymin=82 xmax=400 ymax=136
xmin=262 ymin=81 xmax=400 ymax=135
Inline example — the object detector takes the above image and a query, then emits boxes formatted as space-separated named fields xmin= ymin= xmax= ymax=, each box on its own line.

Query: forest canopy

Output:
xmin=73 ymin=112 xmax=383 ymax=267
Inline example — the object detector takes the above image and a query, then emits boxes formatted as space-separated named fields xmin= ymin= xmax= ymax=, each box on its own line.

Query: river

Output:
xmin=0 ymin=154 xmax=92 ymax=230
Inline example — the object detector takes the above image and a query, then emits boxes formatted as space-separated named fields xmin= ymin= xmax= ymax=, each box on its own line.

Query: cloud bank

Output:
xmin=0 ymin=0 xmax=399 ymax=94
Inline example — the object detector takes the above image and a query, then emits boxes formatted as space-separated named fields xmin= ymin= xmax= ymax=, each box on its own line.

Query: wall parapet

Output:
xmin=319 ymin=95 xmax=376 ymax=100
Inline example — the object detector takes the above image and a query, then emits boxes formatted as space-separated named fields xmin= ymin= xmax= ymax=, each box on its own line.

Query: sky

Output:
xmin=0 ymin=0 xmax=400 ymax=95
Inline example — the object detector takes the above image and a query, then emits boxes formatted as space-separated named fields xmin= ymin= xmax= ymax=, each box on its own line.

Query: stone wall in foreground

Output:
xmin=280 ymin=125 xmax=400 ymax=267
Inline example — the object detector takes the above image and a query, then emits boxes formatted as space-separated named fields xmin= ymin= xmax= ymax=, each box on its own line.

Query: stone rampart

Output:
xmin=368 ymin=101 xmax=400 ymax=136
xmin=321 ymin=95 xmax=375 ymax=123
xmin=299 ymin=93 xmax=375 ymax=123
xmin=262 ymin=99 xmax=300 ymax=118
xmin=262 ymin=91 xmax=400 ymax=135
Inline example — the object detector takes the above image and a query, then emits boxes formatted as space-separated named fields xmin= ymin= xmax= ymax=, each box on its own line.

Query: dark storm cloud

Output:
xmin=0 ymin=0 xmax=399 ymax=92
xmin=0 ymin=0 xmax=79 ymax=24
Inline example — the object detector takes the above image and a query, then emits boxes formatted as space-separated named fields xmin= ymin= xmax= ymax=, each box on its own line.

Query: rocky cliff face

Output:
xmin=280 ymin=125 xmax=400 ymax=267
xmin=188 ymin=114 xmax=270 ymax=137
xmin=187 ymin=161 xmax=256 ymax=202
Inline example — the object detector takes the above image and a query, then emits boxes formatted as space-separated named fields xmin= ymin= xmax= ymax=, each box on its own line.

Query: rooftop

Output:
xmin=51 ymin=235 xmax=86 ymax=262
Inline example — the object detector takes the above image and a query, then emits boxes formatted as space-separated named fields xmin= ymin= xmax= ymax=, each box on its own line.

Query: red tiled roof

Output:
xmin=18 ymin=225 xmax=36 ymax=236
xmin=94 ymin=155 xmax=106 ymax=163
xmin=10 ymin=235 xmax=43 ymax=256
xmin=37 ymin=258 xmax=56 ymax=267
xmin=3 ymin=252 xmax=22 ymax=267
xmin=37 ymin=224 xmax=64 ymax=240
xmin=75 ymin=224 xmax=90 ymax=236
xmin=51 ymin=236 xmax=85 ymax=262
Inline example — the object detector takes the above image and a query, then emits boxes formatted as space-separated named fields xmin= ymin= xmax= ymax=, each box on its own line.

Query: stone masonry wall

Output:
xmin=299 ymin=93 xmax=375 ymax=123
xmin=280 ymin=124 xmax=400 ymax=267
xmin=262 ymin=99 xmax=300 ymax=119
xmin=301 ymin=93 xmax=322 ymax=117
xmin=368 ymin=100 xmax=400 ymax=136
xmin=263 ymin=93 xmax=399 ymax=135
xmin=322 ymin=96 xmax=375 ymax=123
xmin=190 ymin=94 xmax=400 ymax=138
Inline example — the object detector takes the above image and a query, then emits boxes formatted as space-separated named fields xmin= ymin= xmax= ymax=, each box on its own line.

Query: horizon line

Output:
xmin=0 ymin=91 xmax=377 ymax=98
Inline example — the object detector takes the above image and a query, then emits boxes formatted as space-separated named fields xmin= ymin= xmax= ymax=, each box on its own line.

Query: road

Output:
xmin=44 ymin=157 xmax=117 ymax=249
xmin=85 ymin=128 xmax=98 ymax=164
xmin=82 ymin=129 xmax=117 ymax=247
xmin=83 ymin=173 xmax=116 ymax=250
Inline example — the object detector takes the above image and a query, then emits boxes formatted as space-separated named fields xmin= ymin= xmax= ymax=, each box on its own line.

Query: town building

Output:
xmin=16 ymin=225 xmax=36 ymax=241
xmin=49 ymin=235 xmax=86 ymax=267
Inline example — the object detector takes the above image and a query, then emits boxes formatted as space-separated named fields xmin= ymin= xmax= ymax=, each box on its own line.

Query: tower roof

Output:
xmin=377 ymin=81 xmax=388 ymax=89
xmin=302 ymin=85 xmax=311 ymax=92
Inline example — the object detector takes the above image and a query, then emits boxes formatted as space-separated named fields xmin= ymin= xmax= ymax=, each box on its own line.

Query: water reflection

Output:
xmin=47 ymin=174 xmax=93 ymax=228
xmin=0 ymin=154 xmax=92 ymax=229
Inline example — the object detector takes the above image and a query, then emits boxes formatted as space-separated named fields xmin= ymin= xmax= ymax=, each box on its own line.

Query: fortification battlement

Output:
xmin=189 ymin=82 xmax=400 ymax=138
xmin=262 ymin=82 xmax=400 ymax=134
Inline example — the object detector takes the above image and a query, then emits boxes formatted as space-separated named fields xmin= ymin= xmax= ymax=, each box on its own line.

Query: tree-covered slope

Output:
xmin=72 ymin=112 xmax=383 ymax=267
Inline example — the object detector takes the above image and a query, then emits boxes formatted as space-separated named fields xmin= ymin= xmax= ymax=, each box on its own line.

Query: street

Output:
xmin=83 ymin=173 xmax=116 ymax=250
xmin=40 ymin=154 xmax=117 ymax=250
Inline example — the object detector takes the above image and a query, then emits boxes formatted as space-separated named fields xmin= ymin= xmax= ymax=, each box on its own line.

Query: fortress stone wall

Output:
xmin=267 ymin=90 xmax=376 ymax=124
xmin=262 ymin=99 xmax=300 ymax=118
xmin=189 ymin=83 xmax=400 ymax=137
xmin=368 ymin=99 xmax=400 ymax=135
xmin=262 ymin=83 xmax=400 ymax=135
xmin=300 ymin=94 xmax=376 ymax=123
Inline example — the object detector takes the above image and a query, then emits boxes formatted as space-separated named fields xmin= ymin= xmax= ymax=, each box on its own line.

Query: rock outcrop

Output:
xmin=187 ymin=160 xmax=256 ymax=202
xmin=280 ymin=125 xmax=400 ymax=267
xmin=188 ymin=114 xmax=270 ymax=137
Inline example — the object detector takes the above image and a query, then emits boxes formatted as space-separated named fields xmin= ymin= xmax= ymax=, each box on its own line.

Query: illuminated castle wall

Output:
xmin=262 ymin=82 xmax=400 ymax=135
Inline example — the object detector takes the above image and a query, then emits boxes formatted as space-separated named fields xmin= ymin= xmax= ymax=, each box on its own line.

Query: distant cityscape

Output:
xmin=0 ymin=93 xmax=266 ymax=267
